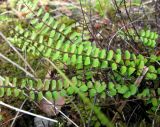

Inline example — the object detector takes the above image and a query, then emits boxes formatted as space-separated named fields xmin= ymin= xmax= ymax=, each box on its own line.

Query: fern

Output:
xmin=1 ymin=74 xmax=160 ymax=104
xmin=120 ymin=29 xmax=159 ymax=48
xmin=9 ymin=24 xmax=160 ymax=80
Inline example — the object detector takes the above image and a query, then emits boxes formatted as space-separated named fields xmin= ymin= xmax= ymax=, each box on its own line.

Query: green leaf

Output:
xmin=128 ymin=67 xmax=135 ymax=76
xmin=5 ymin=77 xmax=9 ymax=86
xmin=77 ymin=45 xmax=83 ymax=54
xmin=99 ymin=49 xmax=106 ymax=59
xmin=13 ymin=88 xmax=20 ymax=97
xmin=107 ymin=50 xmax=114 ymax=61
xmin=147 ymin=39 xmax=152 ymax=46
xmin=42 ymin=13 xmax=50 ymax=22
xmin=145 ymin=30 xmax=150 ymax=38
xmin=129 ymin=84 xmax=137 ymax=95
xmin=111 ymin=63 xmax=117 ymax=71
xmin=60 ymin=89 xmax=67 ymax=97
xmin=52 ymin=51 xmax=60 ymax=60
xmin=86 ymin=71 xmax=93 ymax=79
xmin=100 ymin=92 xmax=106 ymax=99
xmin=150 ymin=40 xmax=156 ymax=48
xmin=6 ymin=88 xmax=12 ymax=96
xmin=59 ymin=24 xmax=66 ymax=32
xmin=44 ymin=80 xmax=50 ymax=90
xmin=92 ymin=59 xmax=100 ymax=67
xmin=101 ymin=61 xmax=108 ymax=68
xmin=38 ymin=45 xmax=45 ymax=52
xmin=45 ymin=48 xmax=52 ymax=57
xmin=116 ymin=49 xmax=122 ymax=54
xmin=56 ymin=40 xmax=63 ymax=49
xmin=37 ymin=8 xmax=43 ymax=16
xmin=115 ymin=53 xmax=121 ymax=63
xmin=63 ymin=53 xmax=69 ymax=62
xmin=130 ymin=61 xmax=135 ymax=67
xmin=70 ymin=32 xmax=79 ymax=40
xmin=149 ymin=65 xmax=156 ymax=73
xmin=131 ymin=53 xmax=136 ymax=60
xmin=52 ymin=91 xmax=59 ymax=100
xmin=117 ymin=85 xmax=128 ymax=94
xmin=123 ymin=91 xmax=131 ymax=98
xmin=64 ymin=26 xmax=72 ymax=35
xmin=21 ymin=79 xmax=26 ymax=89
xmin=57 ymin=79 xmax=63 ymax=90
xmin=86 ymin=46 xmax=92 ymax=56
xmin=84 ymin=57 xmax=90 ymax=65
xmin=154 ymin=33 xmax=159 ymax=39
xmin=87 ymin=81 xmax=93 ymax=88
xmin=151 ymin=98 xmax=158 ymax=107
xmin=77 ymin=56 xmax=83 ymax=64
xmin=37 ymin=79 xmax=43 ymax=90
xmin=140 ymin=29 xmax=145 ymax=37
xmin=79 ymin=84 xmax=88 ymax=92
xmin=67 ymin=87 xmax=74 ymax=95
xmin=29 ymin=91 xmax=35 ymax=100
xmin=150 ymin=55 xmax=157 ymax=63
xmin=71 ymin=55 xmax=77 ymax=65
xmin=89 ymin=89 xmax=97 ymax=97
xmin=51 ymin=80 xmax=56 ymax=90
xmin=150 ymin=32 xmax=155 ymax=39
xmin=12 ymin=78 xmax=17 ymax=87
xmin=35 ymin=22 xmax=43 ymax=29
xmin=37 ymin=92 xmax=43 ymax=102
xmin=71 ymin=77 xmax=77 ymax=85
xmin=77 ymin=64 xmax=83 ymax=69
xmin=138 ymin=60 xmax=144 ymax=69
xmin=31 ymin=18 xmax=39 ymax=25
xmin=149 ymin=73 xmax=157 ymax=80
xmin=108 ymin=89 xmax=117 ymax=96
xmin=137 ymin=54 xmax=145 ymax=61
xmin=96 ymin=82 xmax=106 ymax=93
xmin=63 ymin=42 xmax=70 ymax=52
xmin=74 ymin=86 xmax=79 ymax=93
xmin=28 ymin=80 xmax=33 ymax=90
xmin=125 ymin=50 xmax=130 ymax=59
xmin=141 ymin=88 xmax=150 ymax=97
xmin=143 ymin=38 xmax=148 ymax=45
xmin=108 ymin=82 xmax=114 ymax=90
xmin=53 ymin=21 xmax=59 ymax=29
xmin=50 ymin=30 xmax=56 ymax=38
xmin=125 ymin=60 xmax=131 ymax=66
xmin=45 ymin=91 xmax=53 ymax=101
xmin=120 ymin=66 xmax=127 ymax=75
xmin=0 ymin=88 xmax=4 ymax=97
xmin=70 ymin=44 xmax=76 ymax=53
xmin=93 ymin=48 xmax=100 ymax=57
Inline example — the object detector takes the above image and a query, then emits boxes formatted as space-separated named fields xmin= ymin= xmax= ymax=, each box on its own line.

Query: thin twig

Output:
xmin=0 ymin=101 xmax=58 ymax=123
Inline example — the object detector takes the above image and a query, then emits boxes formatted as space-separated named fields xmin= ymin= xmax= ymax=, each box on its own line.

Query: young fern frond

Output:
xmin=0 ymin=76 xmax=147 ymax=100
xmin=9 ymin=24 xmax=160 ymax=80
xmin=120 ymin=29 xmax=159 ymax=48
xmin=1 ymin=75 xmax=160 ymax=103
